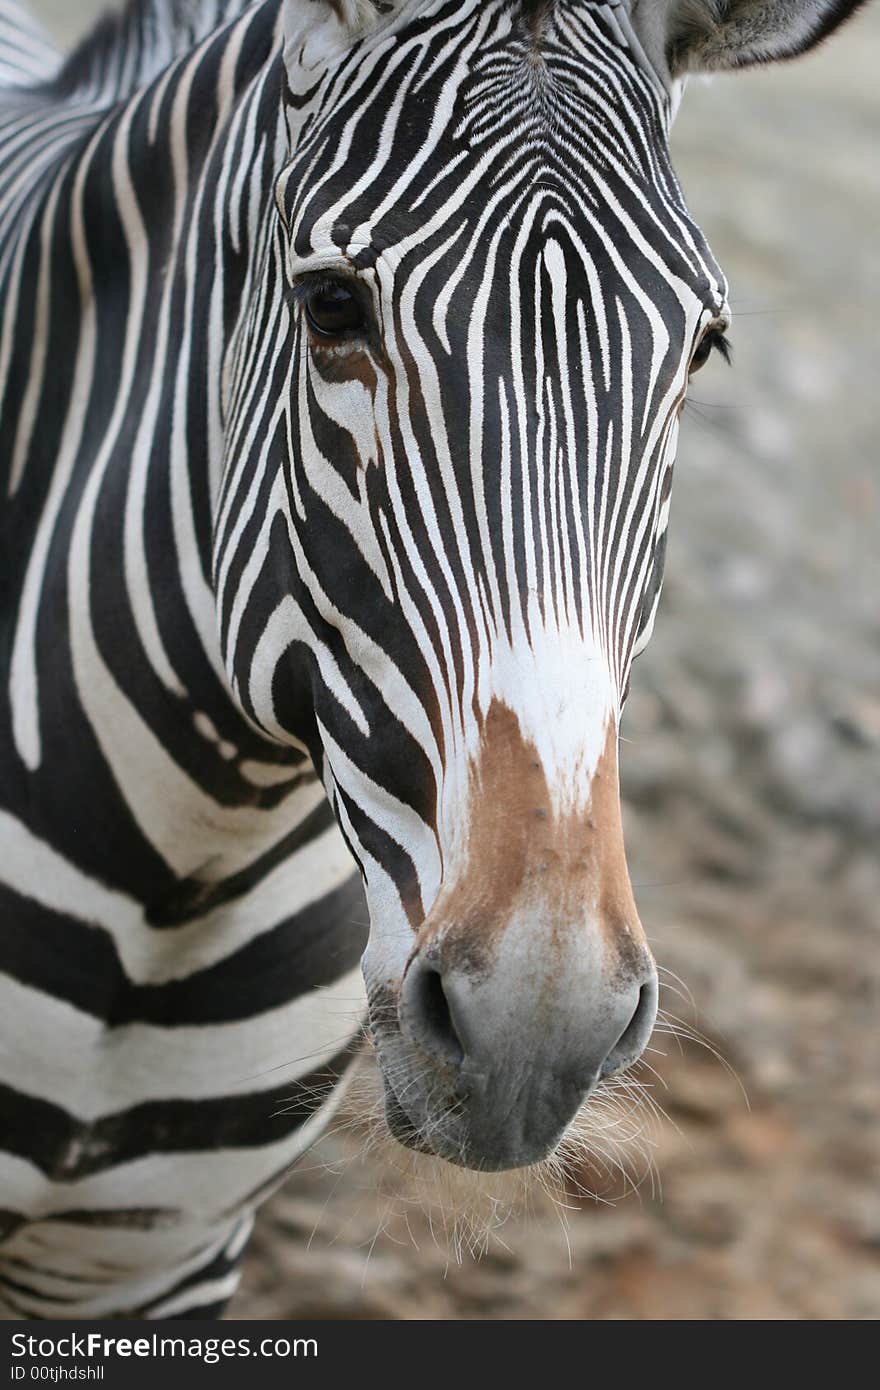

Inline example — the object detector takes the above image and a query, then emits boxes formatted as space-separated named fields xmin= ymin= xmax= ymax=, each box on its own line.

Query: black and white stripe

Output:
xmin=0 ymin=0 xmax=370 ymax=1318
xmin=215 ymin=0 xmax=727 ymax=936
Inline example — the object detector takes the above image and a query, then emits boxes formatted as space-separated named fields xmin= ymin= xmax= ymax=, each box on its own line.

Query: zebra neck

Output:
xmin=0 ymin=4 xmax=313 ymax=903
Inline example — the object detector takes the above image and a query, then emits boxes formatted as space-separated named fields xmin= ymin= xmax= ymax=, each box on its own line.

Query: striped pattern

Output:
xmin=0 ymin=0 xmax=368 ymax=1318
xmin=219 ymin=0 xmax=727 ymax=962
xmin=0 ymin=0 xmax=731 ymax=1317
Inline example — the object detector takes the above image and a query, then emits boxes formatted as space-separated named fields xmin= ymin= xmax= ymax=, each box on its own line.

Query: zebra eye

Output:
xmin=690 ymin=324 xmax=733 ymax=375
xmin=301 ymin=279 xmax=366 ymax=340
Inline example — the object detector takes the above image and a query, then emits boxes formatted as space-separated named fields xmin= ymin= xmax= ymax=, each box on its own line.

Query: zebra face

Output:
xmin=219 ymin=0 xmax=733 ymax=1170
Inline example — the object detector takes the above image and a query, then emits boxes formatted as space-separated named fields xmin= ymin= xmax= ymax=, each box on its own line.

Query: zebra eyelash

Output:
xmin=689 ymin=322 xmax=733 ymax=375
xmin=289 ymin=273 xmax=349 ymax=307
xmin=705 ymin=325 xmax=733 ymax=364
xmin=288 ymin=273 xmax=371 ymax=312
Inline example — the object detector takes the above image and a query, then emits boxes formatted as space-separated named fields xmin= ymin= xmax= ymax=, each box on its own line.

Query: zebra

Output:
xmin=0 ymin=0 xmax=866 ymax=1320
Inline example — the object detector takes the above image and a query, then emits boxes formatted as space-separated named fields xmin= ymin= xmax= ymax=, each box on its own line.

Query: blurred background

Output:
xmin=30 ymin=0 xmax=879 ymax=1319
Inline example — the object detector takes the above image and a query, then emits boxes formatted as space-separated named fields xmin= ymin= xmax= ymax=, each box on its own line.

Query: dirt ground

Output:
xmin=30 ymin=1 xmax=880 ymax=1320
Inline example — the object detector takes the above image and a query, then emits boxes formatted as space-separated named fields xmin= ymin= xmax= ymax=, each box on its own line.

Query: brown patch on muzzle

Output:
xmin=417 ymin=699 xmax=647 ymax=979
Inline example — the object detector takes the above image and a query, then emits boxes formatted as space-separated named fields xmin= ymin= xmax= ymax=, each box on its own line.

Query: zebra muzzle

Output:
xmin=394 ymin=916 xmax=657 ymax=1170
xmin=387 ymin=717 xmax=658 ymax=1170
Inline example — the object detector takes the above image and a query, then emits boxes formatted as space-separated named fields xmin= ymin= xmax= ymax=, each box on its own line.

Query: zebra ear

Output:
xmin=631 ymin=0 xmax=868 ymax=78
xmin=281 ymin=0 xmax=393 ymax=74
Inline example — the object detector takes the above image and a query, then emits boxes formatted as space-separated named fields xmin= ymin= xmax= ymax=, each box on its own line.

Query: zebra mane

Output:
xmin=53 ymin=0 xmax=255 ymax=99
xmin=51 ymin=0 xmax=578 ymax=101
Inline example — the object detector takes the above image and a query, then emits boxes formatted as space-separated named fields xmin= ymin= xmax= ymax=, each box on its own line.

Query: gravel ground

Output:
xmin=27 ymin=0 xmax=880 ymax=1320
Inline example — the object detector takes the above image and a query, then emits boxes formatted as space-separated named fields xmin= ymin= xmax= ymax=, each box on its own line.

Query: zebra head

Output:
xmin=216 ymin=0 xmax=865 ymax=1171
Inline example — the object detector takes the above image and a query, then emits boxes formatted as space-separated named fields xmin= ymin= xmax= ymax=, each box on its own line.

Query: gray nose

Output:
xmin=397 ymin=932 xmax=658 ymax=1169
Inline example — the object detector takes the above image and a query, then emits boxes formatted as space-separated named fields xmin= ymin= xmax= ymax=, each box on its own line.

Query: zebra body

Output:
xmin=0 ymin=0 xmax=865 ymax=1319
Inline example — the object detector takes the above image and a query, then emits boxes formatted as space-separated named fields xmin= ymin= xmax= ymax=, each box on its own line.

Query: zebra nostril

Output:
xmin=400 ymin=961 xmax=465 ymax=1069
xmin=599 ymin=973 xmax=659 ymax=1079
